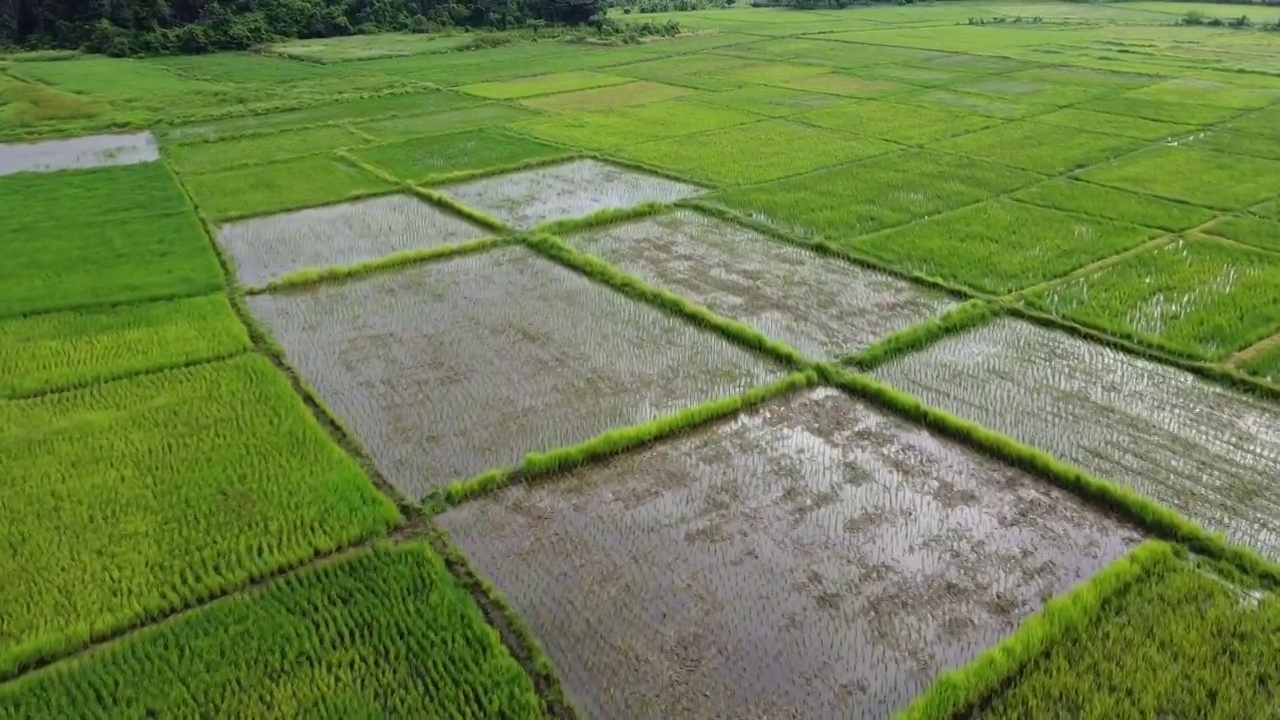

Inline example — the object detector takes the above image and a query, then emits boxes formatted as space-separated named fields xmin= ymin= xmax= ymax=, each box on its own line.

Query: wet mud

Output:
xmin=247 ymin=246 xmax=783 ymax=500
xmin=438 ymin=387 xmax=1141 ymax=720
xmin=874 ymin=318 xmax=1280 ymax=560
xmin=565 ymin=211 xmax=955 ymax=359
xmin=438 ymin=159 xmax=703 ymax=229
xmin=0 ymin=132 xmax=159 ymax=176
xmin=216 ymin=194 xmax=485 ymax=288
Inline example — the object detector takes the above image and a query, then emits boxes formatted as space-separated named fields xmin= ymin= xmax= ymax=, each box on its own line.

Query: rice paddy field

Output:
xmin=2 ymin=1 xmax=1280 ymax=717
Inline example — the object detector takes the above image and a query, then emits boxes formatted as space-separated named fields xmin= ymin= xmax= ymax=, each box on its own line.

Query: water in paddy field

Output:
xmin=566 ymin=210 xmax=956 ymax=360
xmin=439 ymin=387 xmax=1141 ymax=720
xmin=437 ymin=158 xmax=704 ymax=229
xmin=246 ymin=246 xmax=784 ymax=500
xmin=874 ymin=317 xmax=1280 ymax=560
xmin=215 ymin=194 xmax=486 ymax=288
xmin=0 ymin=132 xmax=159 ymax=176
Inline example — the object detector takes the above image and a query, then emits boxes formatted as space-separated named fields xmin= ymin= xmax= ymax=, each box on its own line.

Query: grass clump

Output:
xmin=1241 ymin=341 xmax=1280 ymax=383
xmin=0 ymin=543 xmax=547 ymax=719
xmin=183 ymin=155 xmax=397 ymax=220
xmin=0 ymin=295 xmax=250 ymax=398
xmin=930 ymin=121 xmax=1142 ymax=175
xmin=851 ymin=199 xmax=1160 ymax=295
xmin=164 ymin=125 xmax=371 ymax=175
xmin=0 ymin=79 xmax=108 ymax=130
xmin=0 ymin=166 xmax=224 ymax=317
xmin=613 ymin=119 xmax=897 ymax=186
xmin=444 ymin=369 xmax=817 ymax=503
xmin=896 ymin=541 xmax=1177 ymax=720
xmin=1026 ymin=235 xmax=1280 ymax=360
xmin=1079 ymin=145 xmax=1280 ymax=210
xmin=795 ymin=100 xmax=1000 ymax=145
xmin=1202 ymin=214 xmax=1280 ymax=253
xmin=713 ymin=150 xmax=1038 ymax=243
xmin=352 ymin=128 xmax=568 ymax=185
xmin=459 ymin=71 xmax=631 ymax=100
xmin=0 ymin=354 xmax=400 ymax=679
xmin=977 ymin=552 xmax=1280 ymax=719
xmin=1012 ymin=179 xmax=1216 ymax=232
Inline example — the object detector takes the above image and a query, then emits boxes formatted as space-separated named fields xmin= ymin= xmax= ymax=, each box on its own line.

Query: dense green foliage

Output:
xmin=2 ymin=0 xmax=607 ymax=56
xmin=0 ymin=543 xmax=547 ymax=718
xmin=0 ymin=355 xmax=399 ymax=678
xmin=0 ymin=294 xmax=250 ymax=398
xmin=979 ymin=553 xmax=1280 ymax=719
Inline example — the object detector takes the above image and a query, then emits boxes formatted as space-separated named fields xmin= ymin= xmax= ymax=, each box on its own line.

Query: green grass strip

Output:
xmin=1002 ymin=301 xmax=1280 ymax=403
xmin=440 ymin=370 xmax=817 ymax=505
xmin=417 ymin=153 xmax=577 ymax=187
xmin=844 ymin=299 xmax=998 ymax=370
xmin=524 ymin=231 xmax=811 ymax=368
xmin=895 ymin=540 xmax=1178 ymax=720
xmin=409 ymin=184 xmax=509 ymax=232
xmin=247 ymin=236 xmax=512 ymax=294
xmin=817 ymin=363 xmax=1280 ymax=588
xmin=532 ymin=201 xmax=669 ymax=236
xmin=681 ymin=198 xmax=986 ymax=301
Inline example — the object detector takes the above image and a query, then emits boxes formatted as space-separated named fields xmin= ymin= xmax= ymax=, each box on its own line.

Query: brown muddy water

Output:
xmin=874 ymin=317 xmax=1280 ymax=560
xmin=565 ymin=210 xmax=955 ymax=360
xmin=438 ymin=159 xmax=703 ymax=229
xmin=216 ymin=194 xmax=485 ymax=288
xmin=247 ymin=246 xmax=783 ymax=499
xmin=438 ymin=387 xmax=1141 ymax=720
xmin=0 ymin=132 xmax=160 ymax=176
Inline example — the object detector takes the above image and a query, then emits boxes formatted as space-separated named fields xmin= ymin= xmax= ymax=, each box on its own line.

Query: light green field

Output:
xmin=5 ymin=2 xmax=1280 ymax=716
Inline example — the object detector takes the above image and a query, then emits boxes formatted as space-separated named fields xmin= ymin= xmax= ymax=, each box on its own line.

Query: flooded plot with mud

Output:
xmin=248 ymin=246 xmax=782 ymax=499
xmin=873 ymin=317 xmax=1280 ymax=560
xmin=0 ymin=132 xmax=159 ymax=176
xmin=438 ymin=159 xmax=703 ymax=229
xmin=565 ymin=210 xmax=955 ymax=359
xmin=438 ymin=387 xmax=1141 ymax=720
xmin=216 ymin=194 xmax=485 ymax=288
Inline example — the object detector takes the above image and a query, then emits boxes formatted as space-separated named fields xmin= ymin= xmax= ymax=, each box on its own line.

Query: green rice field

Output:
xmin=2 ymin=1 xmax=1279 ymax=717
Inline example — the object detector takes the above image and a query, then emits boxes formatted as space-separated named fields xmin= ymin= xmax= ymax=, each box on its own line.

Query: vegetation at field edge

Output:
xmin=252 ymin=236 xmax=511 ymax=294
xmin=848 ymin=300 xmax=997 ymax=370
xmin=0 ymin=354 xmax=400 ymax=680
xmin=895 ymin=541 xmax=1177 ymax=720
xmin=0 ymin=543 xmax=549 ymax=719
xmin=1202 ymin=213 xmax=1280 ymax=253
xmin=0 ymin=295 xmax=250 ymax=399
xmin=1012 ymin=179 xmax=1217 ymax=232
xmin=978 ymin=551 xmax=1280 ymax=719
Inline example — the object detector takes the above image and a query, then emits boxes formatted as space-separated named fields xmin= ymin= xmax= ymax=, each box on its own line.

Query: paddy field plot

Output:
xmin=1011 ymin=179 xmax=1216 ymax=232
xmin=215 ymin=194 xmax=486 ymax=289
xmin=929 ymin=121 xmax=1143 ymax=175
xmin=438 ymin=387 xmax=1141 ymax=720
xmin=520 ymin=80 xmax=694 ymax=113
xmin=794 ymin=100 xmax=1001 ymax=146
xmin=1202 ymin=214 xmax=1280 ymax=254
xmin=350 ymin=129 xmax=568 ymax=185
xmin=944 ymin=76 xmax=1108 ymax=107
xmin=183 ymin=155 xmax=398 ymax=221
xmin=163 ymin=125 xmax=371 ymax=175
xmin=690 ymin=85 xmax=850 ymax=118
xmin=1080 ymin=95 xmax=1242 ymax=126
xmin=893 ymin=88 xmax=1045 ymax=120
xmin=510 ymin=99 xmax=750 ymax=150
xmin=263 ymin=33 xmax=474 ymax=63
xmin=978 ymin=551 xmax=1279 ymax=719
xmin=873 ymin=318 xmax=1280 ymax=560
xmin=1078 ymin=145 xmax=1280 ymax=210
xmin=772 ymin=72 xmax=907 ymax=99
xmin=0 ymin=543 xmax=546 ymax=719
xmin=1030 ymin=108 xmax=1195 ymax=141
xmin=0 ymin=131 xmax=158 ymax=176
xmin=459 ymin=71 xmax=631 ymax=100
xmin=850 ymin=199 xmax=1160 ymax=294
xmin=0 ymin=294 xmax=249 ymax=398
xmin=0 ymin=354 xmax=399 ymax=678
xmin=1177 ymin=128 xmax=1280 ymax=162
xmin=247 ymin=247 xmax=783 ymax=500
xmin=564 ymin=210 xmax=955 ymax=359
xmin=350 ymin=104 xmax=538 ymax=143
xmin=437 ymin=159 xmax=703 ymax=230
xmin=1026 ymin=236 xmax=1280 ymax=360
xmin=712 ymin=150 xmax=1039 ymax=242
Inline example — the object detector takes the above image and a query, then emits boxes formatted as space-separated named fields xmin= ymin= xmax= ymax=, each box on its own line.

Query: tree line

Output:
xmin=0 ymin=0 xmax=605 ymax=55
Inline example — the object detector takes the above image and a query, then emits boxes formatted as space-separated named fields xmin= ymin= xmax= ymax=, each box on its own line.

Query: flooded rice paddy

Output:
xmin=0 ymin=132 xmax=160 ymax=176
xmin=216 ymin=194 xmax=485 ymax=288
xmin=565 ymin=211 xmax=955 ymax=359
xmin=247 ymin=246 xmax=783 ymax=499
xmin=438 ymin=387 xmax=1141 ymax=720
xmin=873 ymin=317 xmax=1280 ymax=560
xmin=438 ymin=159 xmax=703 ymax=229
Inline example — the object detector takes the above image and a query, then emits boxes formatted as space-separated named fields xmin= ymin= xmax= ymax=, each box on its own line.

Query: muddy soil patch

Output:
xmin=0 ymin=132 xmax=159 ymax=176
xmin=216 ymin=194 xmax=485 ymax=288
xmin=437 ymin=387 xmax=1141 ymax=720
xmin=873 ymin=317 xmax=1280 ymax=560
xmin=437 ymin=159 xmax=703 ymax=230
xmin=565 ymin=211 xmax=955 ymax=359
xmin=247 ymin=246 xmax=783 ymax=500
